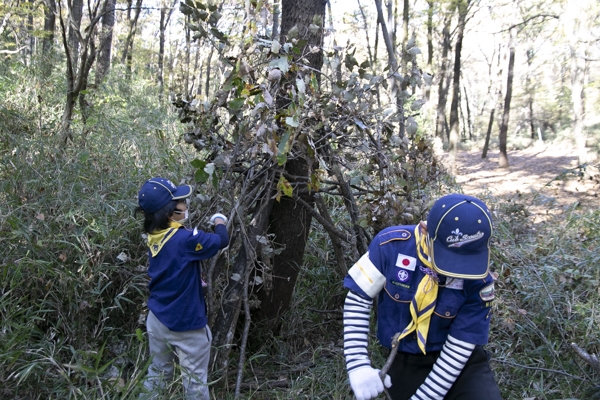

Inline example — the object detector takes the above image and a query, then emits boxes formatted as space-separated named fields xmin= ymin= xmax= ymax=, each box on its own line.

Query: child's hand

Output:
xmin=209 ymin=213 xmax=228 ymax=225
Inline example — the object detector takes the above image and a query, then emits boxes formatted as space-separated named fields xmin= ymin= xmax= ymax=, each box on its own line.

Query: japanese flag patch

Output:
xmin=480 ymin=283 xmax=495 ymax=301
xmin=396 ymin=254 xmax=416 ymax=271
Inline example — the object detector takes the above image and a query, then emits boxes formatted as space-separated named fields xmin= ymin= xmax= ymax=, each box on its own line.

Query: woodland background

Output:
xmin=1 ymin=0 xmax=600 ymax=398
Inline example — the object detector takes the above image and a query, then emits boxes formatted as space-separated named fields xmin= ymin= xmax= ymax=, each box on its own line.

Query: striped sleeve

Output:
xmin=411 ymin=335 xmax=475 ymax=400
xmin=343 ymin=290 xmax=373 ymax=372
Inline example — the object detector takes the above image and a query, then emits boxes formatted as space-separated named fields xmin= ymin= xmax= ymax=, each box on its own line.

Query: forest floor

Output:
xmin=446 ymin=141 xmax=600 ymax=223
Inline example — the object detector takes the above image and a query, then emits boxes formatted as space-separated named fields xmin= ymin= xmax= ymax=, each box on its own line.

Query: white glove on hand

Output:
xmin=349 ymin=366 xmax=392 ymax=400
xmin=209 ymin=213 xmax=228 ymax=225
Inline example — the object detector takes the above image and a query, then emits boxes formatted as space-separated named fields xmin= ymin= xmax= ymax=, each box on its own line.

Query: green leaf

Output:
xmin=344 ymin=53 xmax=358 ymax=71
xmin=210 ymin=27 xmax=228 ymax=43
xmin=79 ymin=151 xmax=90 ymax=163
xmin=191 ymin=159 xmax=206 ymax=169
xmin=212 ymin=170 xmax=219 ymax=190
xmin=277 ymin=131 xmax=291 ymax=165
xmin=208 ymin=11 xmax=221 ymax=25
xmin=228 ymin=97 xmax=246 ymax=110
xmin=195 ymin=168 xmax=209 ymax=183
xmin=179 ymin=3 xmax=193 ymax=15
xmin=269 ymin=56 xmax=290 ymax=73
xmin=285 ymin=116 xmax=299 ymax=127
xmin=277 ymin=175 xmax=293 ymax=198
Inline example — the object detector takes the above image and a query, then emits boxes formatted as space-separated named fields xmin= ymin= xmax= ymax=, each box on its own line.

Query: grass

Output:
xmin=1 ymin=58 xmax=600 ymax=399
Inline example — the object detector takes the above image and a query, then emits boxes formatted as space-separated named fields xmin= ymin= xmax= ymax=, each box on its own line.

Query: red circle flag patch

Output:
xmin=396 ymin=254 xmax=416 ymax=271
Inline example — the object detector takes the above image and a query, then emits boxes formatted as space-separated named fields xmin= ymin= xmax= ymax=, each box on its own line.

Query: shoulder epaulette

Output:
xmin=379 ymin=228 xmax=412 ymax=245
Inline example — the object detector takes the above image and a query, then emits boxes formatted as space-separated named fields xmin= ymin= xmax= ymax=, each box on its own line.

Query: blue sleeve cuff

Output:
xmin=213 ymin=224 xmax=229 ymax=248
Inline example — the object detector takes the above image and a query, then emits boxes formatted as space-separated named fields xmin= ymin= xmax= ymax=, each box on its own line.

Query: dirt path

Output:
xmin=445 ymin=142 xmax=600 ymax=223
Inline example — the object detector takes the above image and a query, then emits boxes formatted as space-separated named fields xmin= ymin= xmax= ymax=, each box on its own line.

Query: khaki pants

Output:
xmin=141 ymin=310 xmax=212 ymax=400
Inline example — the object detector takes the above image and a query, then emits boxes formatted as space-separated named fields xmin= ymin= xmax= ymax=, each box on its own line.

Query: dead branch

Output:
xmin=571 ymin=343 xmax=600 ymax=375
xmin=314 ymin=195 xmax=348 ymax=275
xmin=293 ymin=194 xmax=350 ymax=242
xmin=492 ymin=358 xmax=586 ymax=380
xmin=236 ymin=379 xmax=291 ymax=391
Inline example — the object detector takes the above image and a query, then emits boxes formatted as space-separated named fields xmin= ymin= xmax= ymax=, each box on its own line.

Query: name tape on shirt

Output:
xmin=445 ymin=278 xmax=464 ymax=290
xmin=396 ymin=254 xmax=416 ymax=271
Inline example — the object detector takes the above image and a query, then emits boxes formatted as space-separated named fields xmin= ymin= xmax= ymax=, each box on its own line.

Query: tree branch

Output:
xmin=292 ymin=193 xmax=350 ymax=242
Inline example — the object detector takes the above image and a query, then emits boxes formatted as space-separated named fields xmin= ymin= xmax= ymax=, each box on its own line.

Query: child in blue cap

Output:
xmin=343 ymin=193 xmax=502 ymax=400
xmin=137 ymin=177 xmax=229 ymax=399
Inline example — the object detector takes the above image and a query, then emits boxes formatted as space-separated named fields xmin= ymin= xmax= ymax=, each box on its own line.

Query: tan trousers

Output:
xmin=141 ymin=310 xmax=212 ymax=400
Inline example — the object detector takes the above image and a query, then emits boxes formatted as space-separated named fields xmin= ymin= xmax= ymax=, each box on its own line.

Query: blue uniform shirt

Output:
xmin=344 ymin=225 xmax=495 ymax=353
xmin=147 ymin=224 xmax=228 ymax=332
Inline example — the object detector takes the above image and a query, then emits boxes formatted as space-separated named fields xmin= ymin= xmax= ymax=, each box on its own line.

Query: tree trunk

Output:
xmin=185 ymin=15 xmax=191 ymax=96
xmin=95 ymin=0 xmax=116 ymax=85
xmin=401 ymin=0 xmax=408 ymax=55
xmin=26 ymin=0 xmax=34 ymax=65
xmin=482 ymin=108 xmax=494 ymax=159
xmin=57 ymin=0 xmax=104 ymax=145
xmin=526 ymin=49 xmax=535 ymax=139
xmin=435 ymin=15 xmax=452 ymax=140
xmin=158 ymin=6 xmax=167 ymax=97
xmin=121 ymin=0 xmax=143 ymax=79
xmin=448 ymin=0 xmax=468 ymax=174
xmin=204 ymin=46 xmax=214 ymax=97
xmin=571 ymin=50 xmax=587 ymax=165
xmin=253 ymin=0 xmax=325 ymax=330
xmin=68 ymin=0 xmax=83 ymax=68
xmin=272 ymin=1 xmax=280 ymax=40
xmin=425 ymin=0 xmax=433 ymax=101
xmin=566 ymin=2 xmax=588 ymax=165
xmin=482 ymin=44 xmax=504 ymax=159
xmin=498 ymin=27 xmax=516 ymax=169
xmin=374 ymin=0 xmax=405 ymax=137
xmin=463 ymin=83 xmax=473 ymax=140
xmin=157 ymin=0 xmax=177 ymax=98
xmin=41 ymin=0 xmax=56 ymax=77
xmin=386 ymin=0 xmax=394 ymax=51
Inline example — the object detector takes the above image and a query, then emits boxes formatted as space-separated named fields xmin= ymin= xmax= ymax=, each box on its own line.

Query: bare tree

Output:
xmin=41 ymin=0 xmax=56 ymax=77
xmin=95 ymin=0 xmax=116 ymax=85
xmin=121 ymin=0 xmax=143 ymax=80
xmin=448 ymin=0 xmax=469 ymax=173
xmin=57 ymin=0 xmax=108 ymax=144
xmin=157 ymin=0 xmax=178 ymax=98
xmin=252 ymin=0 xmax=327 ymax=330
xmin=498 ymin=26 xmax=515 ymax=168
xmin=435 ymin=13 xmax=452 ymax=140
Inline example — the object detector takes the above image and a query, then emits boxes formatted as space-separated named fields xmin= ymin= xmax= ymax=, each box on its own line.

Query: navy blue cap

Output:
xmin=427 ymin=193 xmax=493 ymax=279
xmin=138 ymin=177 xmax=192 ymax=213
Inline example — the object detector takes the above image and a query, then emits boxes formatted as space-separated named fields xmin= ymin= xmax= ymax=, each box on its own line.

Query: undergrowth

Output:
xmin=1 ymin=58 xmax=600 ymax=399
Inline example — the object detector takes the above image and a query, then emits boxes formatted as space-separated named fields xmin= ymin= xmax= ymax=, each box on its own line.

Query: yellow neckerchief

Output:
xmin=147 ymin=221 xmax=183 ymax=257
xmin=415 ymin=224 xmax=432 ymax=269
xmin=395 ymin=225 xmax=439 ymax=354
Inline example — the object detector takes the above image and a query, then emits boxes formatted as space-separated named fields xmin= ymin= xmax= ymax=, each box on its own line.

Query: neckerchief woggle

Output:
xmin=395 ymin=225 xmax=439 ymax=354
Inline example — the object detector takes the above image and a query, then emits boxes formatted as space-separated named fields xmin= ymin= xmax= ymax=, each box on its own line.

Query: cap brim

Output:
xmin=431 ymin=241 xmax=489 ymax=279
xmin=172 ymin=185 xmax=193 ymax=200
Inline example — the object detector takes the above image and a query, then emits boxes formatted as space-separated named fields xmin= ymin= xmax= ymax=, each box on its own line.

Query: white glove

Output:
xmin=209 ymin=213 xmax=228 ymax=225
xmin=349 ymin=366 xmax=392 ymax=400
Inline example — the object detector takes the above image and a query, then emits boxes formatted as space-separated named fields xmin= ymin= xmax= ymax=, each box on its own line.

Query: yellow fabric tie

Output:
xmin=415 ymin=225 xmax=432 ymax=269
xmin=147 ymin=221 xmax=182 ymax=257
xmin=396 ymin=226 xmax=439 ymax=354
